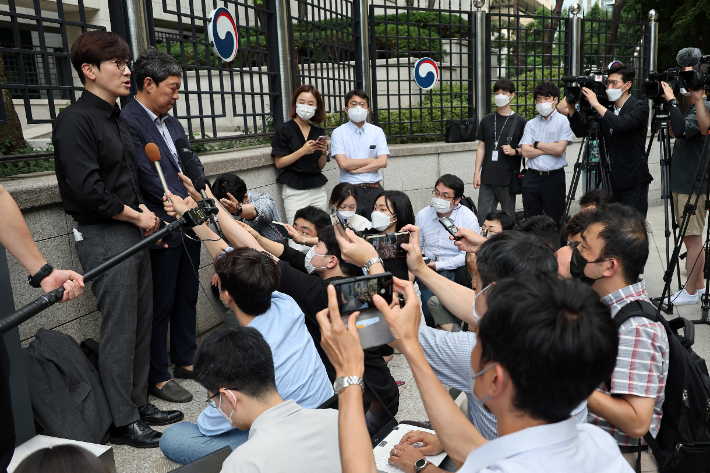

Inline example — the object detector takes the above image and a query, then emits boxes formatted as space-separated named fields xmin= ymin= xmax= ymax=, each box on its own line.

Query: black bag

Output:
xmin=445 ymin=119 xmax=477 ymax=143
xmin=459 ymin=195 xmax=478 ymax=215
xmin=612 ymin=301 xmax=710 ymax=473
xmin=508 ymin=166 xmax=526 ymax=195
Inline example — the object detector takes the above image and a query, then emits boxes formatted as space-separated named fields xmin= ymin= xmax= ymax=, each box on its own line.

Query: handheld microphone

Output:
xmin=174 ymin=137 xmax=223 ymax=238
xmin=145 ymin=143 xmax=172 ymax=203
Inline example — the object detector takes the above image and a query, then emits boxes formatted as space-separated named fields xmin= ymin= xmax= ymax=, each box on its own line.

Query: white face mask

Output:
xmin=216 ymin=392 xmax=236 ymax=428
xmin=339 ymin=210 xmax=355 ymax=220
xmin=469 ymin=362 xmax=507 ymax=409
xmin=680 ymin=87 xmax=691 ymax=97
xmin=347 ymin=106 xmax=368 ymax=123
xmin=371 ymin=211 xmax=394 ymax=232
xmin=536 ymin=101 xmax=555 ymax=117
xmin=431 ymin=196 xmax=452 ymax=214
xmin=494 ymin=94 xmax=511 ymax=107
xmin=606 ymin=86 xmax=625 ymax=102
xmin=304 ymin=246 xmax=329 ymax=274
xmin=288 ymin=239 xmax=311 ymax=254
xmin=472 ymin=283 xmax=491 ymax=327
xmin=295 ymin=103 xmax=316 ymax=121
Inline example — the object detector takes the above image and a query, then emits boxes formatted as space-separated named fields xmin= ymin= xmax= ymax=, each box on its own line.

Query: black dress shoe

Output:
xmin=148 ymin=379 xmax=193 ymax=403
xmin=138 ymin=402 xmax=184 ymax=426
xmin=173 ymin=366 xmax=194 ymax=379
xmin=110 ymin=420 xmax=161 ymax=448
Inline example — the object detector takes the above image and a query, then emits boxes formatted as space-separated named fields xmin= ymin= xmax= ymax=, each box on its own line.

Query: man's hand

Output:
xmin=316 ymin=285 xmax=365 ymax=378
xmin=400 ymin=430 xmax=444 ymax=455
xmin=388 ymin=444 xmax=426 ymax=473
xmin=211 ymin=272 xmax=220 ymax=288
xmin=163 ymin=191 xmax=193 ymax=218
xmin=178 ymin=173 xmax=204 ymax=202
xmin=501 ymin=145 xmax=516 ymax=156
xmin=581 ymin=87 xmax=600 ymax=107
xmin=399 ymin=225 xmax=426 ymax=274
xmin=451 ymin=226 xmax=486 ymax=253
xmin=40 ymin=269 xmax=84 ymax=303
xmin=473 ymin=172 xmax=481 ymax=189
xmin=372 ymin=277 xmax=422 ymax=355
xmin=661 ymin=81 xmax=676 ymax=102
xmin=333 ymin=225 xmax=378 ymax=266
xmin=136 ymin=204 xmax=159 ymax=236
xmin=690 ymin=87 xmax=705 ymax=103
xmin=219 ymin=192 xmax=241 ymax=214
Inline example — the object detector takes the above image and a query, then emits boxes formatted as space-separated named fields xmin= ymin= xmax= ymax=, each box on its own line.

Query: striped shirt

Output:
xmin=589 ymin=278 xmax=669 ymax=446
xmin=238 ymin=191 xmax=283 ymax=242
xmin=518 ymin=110 xmax=575 ymax=171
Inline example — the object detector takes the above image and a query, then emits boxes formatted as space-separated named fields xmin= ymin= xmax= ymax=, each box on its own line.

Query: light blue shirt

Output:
xmin=415 ymin=204 xmax=481 ymax=271
xmin=459 ymin=417 xmax=633 ymax=473
xmin=134 ymin=98 xmax=182 ymax=171
xmin=331 ymin=121 xmax=390 ymax=184
xmin=197 ymin=292 xmax=334 ymax=436
xmin=518 ymin=110 xmax=575 ymax=171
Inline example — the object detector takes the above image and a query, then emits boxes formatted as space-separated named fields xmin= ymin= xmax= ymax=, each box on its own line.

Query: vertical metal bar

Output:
xmin=570 ymin=6 xmax=581 ymax=76
xmin=266 ymin=0 xmax=284 ymax=127
xmin=467 ymin=11 xmax=474 ymax=119
xmin=123 ymin=0 xmax=150 ymax=59
xmin=474 ymin=1 xmax=486 ymax=125
xmin=646 ymin=9 xmax=658 ymax=129
xmin=369 ymin=3 xmax=378 ymax=126
xmin=484 ymin=11 xmax=491 ymax=115
xmin=357 ymin=0 xmax=371 ymax=100
xmin=275 ymin=0 xmax=293 ymax=121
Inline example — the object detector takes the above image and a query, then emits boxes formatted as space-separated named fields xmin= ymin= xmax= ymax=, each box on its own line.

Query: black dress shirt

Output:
xmin=271 ymin=119 xmax=328 ymax=190
xmin=53 ymin=91 xmax=144 ymax=224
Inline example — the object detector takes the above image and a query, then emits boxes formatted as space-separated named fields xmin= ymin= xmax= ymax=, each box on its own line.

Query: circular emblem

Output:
xmin=208 ymin=7 xmax=238 ymax=62
xmin=413 ymin=57 xmax=439 ymax=90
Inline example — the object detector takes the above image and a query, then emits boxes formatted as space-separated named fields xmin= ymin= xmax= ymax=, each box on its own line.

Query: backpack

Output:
xmin=612 ymin=300 xmax=710 ymax=473
xmin=459 ymin=195 xmax=477 ymax=216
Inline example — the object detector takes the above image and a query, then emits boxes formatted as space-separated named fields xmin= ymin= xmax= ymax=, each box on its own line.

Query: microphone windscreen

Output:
xmin=677 ymin=48 xmax=703 ymax=68
xmin=174 ymin=137 xmax=206 ymax=192
xmin=145 ymin=143 xmax=161 ymax=163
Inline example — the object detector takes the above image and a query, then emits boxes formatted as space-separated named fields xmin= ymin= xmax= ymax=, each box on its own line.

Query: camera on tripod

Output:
xmin=642 ymin=68 xmax=680 ymax=101
xmin=562 ymin=69 xmax=611 ymax=119
xmin=679 ymin=55 xmax=710 ymax=91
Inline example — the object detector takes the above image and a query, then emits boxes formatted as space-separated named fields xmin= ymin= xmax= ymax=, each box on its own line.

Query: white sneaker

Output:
xmin=671 ymin=288 xmax=700 ymax=306
xmin=698 ymin=287 xmax=707 ymax=297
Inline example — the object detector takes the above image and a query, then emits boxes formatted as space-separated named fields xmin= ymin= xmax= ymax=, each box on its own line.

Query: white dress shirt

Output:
xmin=518 ymin=110 xmax=575 ymax=171
xmin=415 ymin=204 xmax=481 ymax=271
xmin=135 ymin=98 xmax=182 ymax=171
xmin=331 ymin=121 xmax=390 ymax=184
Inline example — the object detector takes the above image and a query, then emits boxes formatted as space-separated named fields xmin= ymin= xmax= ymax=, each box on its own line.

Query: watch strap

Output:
xmin=362 ymin=256 xmax=384 ymax=275
xmin=533 ymin=141 xmax=540 ymax=149
xmin=334 ymin=376 xmax=364 ymax=395
xmin=414 ymin=458 xmax=430 ymax=472
xmin=28 ymin=263 xmax=54 ymax=288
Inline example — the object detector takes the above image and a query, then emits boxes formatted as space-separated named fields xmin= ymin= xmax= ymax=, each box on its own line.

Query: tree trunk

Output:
xmin=0 ymin=53 xmax=26 ymax=154
xmin=542 ymin=0 xmax=564 ymax=67
xmin=604 ymin=0 xmax=628 ymax=63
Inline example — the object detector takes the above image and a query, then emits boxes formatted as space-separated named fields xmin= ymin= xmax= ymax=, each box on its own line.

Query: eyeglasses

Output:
xmin=107 ymin=59 xmax=132 ymax=71
xmin=348 ymin=101 xmax=368 ymax=108
xmin=605 ymin=79 xmax=625 ymax=87
xmin=207 ymin=389 xmax=238 ymax=408
xmin=432 ymin=190 xmax=454 ymax=201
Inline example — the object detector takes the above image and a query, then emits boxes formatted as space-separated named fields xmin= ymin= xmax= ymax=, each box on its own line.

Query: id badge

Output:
xmin=492 ymin=150 xmax=499 ymax=162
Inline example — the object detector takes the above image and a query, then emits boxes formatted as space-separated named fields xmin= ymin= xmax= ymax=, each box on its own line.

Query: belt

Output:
xmin=528 ymin=168 xmax=564 ymax=176
xmin=618 ymin=444 xmax=648 ymax=454
xmin=353 ymin=182 xmax=381 ymax=188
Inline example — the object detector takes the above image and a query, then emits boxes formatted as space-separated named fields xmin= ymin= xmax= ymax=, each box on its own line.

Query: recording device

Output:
xmin=175 ymin=137 xmax=223 ymax=238
xmin=144 ymin=143 xmax=172 ymax=204
xmin=365 ymin=232 xmax=410 ymax=259
xmin=331 ymin=206 xmax=350 ymax=233
xmin=642 ymin=68 xmax=680 ymax=100
xmin=561 ymin=70 xmax=610 ymax=113
xmin=330 ymin=273 xmax=395 ymax=349
xmin=317 ymin=136 xmax=328 ymax=142
xmin=439 ymin=216 xmax=461 ymax=241
xmin=675 ymin=48 xmax=710 ymax=92
xmin=272 ymin=221 xmax=291 ymax=239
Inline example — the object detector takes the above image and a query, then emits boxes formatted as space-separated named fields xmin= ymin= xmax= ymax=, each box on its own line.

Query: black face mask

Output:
xmin=569 ymin=247 xmax=604 ymax=286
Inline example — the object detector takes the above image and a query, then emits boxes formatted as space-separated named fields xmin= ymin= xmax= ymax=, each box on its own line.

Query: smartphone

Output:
xmin=331 ymin=273 xmax=394 ymax=315
xmin=365 ymin=232 xmax=410 ymax=259
xmin=331 ymin=206 xmax=349 ymax=233
xmin=272 ymin=221 xmax=291 ymax=239
xmin=317 ymin=136 xmax=328 ymax=142
xmin=439 ymin=217 xmax=461 ymax=241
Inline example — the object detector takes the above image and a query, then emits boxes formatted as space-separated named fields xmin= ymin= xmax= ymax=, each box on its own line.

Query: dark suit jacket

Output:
xmin=121 ymin=98 xmax=205 ymax=248
xmin=569 ymin=95 xmax=652 ymax=190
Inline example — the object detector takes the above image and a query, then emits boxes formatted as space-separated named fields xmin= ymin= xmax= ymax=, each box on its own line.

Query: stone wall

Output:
xmin=2 ymin=136 xmax=663 ymax=345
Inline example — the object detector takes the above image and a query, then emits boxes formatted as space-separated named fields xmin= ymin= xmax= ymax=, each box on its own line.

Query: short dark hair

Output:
xmin=484 ymin=210 xmax=516 ymax=231
xmin=345 ymin=89 xmax=370 ymax=108
xmin=214 ymin=248 xmax=280 ymax=316
xmin=564 ymin=210 xmax=592 ymax=239
xmin=479 ymin=274 xmax=618 ymax=423
xmin=290 ymin=85 xmax=326 ymax=124
xmin=579 ymin=188 xmax=614 ymax=210
xmin=294 ymin=206 xmax=331 ymax=231
xmin=133 ymin=47 xmax=182 ymax=91
xmin=476 ymin=231 xmax=558 ymax=287
xmin=70 ymin=31 xmax=131 ymax=85
xmin=608 ymin=63 xmax=635 ymax=85
xmin=493 ymin=78 xmax=515 ymax=94
xmin=317 ymin=225 xmax=360 ymax=276
xmin=193 ymin=327 xmax=277 ymax=399
xmin=516 ymin=215 xmax=562 ymax=251
xmin=533 ymin=81 xmax=560 ymax=101
xmin=330 ymin=182 xmax=359 ymax=208
xmin=15 ymin=445 xmax=111 ymax=473
xmin=584 ymin=204 xmax=649 ymax=284
xmin=435 ymin=174 xmax=465 ymax=200
xmin=212 ymin=173 xmax=248 ymax=203
xmin=373 ymin=190 xmax=416 ymax=231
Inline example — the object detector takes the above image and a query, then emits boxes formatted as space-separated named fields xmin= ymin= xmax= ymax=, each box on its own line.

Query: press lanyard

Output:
xmin=493 ymin=112 xmax=512 ymax=149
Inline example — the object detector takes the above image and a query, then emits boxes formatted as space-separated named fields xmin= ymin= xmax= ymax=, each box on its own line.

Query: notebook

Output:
xmin=172 ymin=446 xmax=232 ymax=473
xmin=373 ymin=424 xmax=448 ymax=473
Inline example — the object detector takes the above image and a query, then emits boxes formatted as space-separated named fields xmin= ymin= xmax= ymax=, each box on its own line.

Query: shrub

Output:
xmin=373 ymin=23 xmax=444 ymax=61
xmin=375 ymin=12 xmax=468 ymax=39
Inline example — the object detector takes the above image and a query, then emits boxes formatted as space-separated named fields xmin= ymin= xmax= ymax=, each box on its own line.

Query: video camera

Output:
xmin=642 ymin=68 xmax=680 ymax=101
xmin=561 ymin=69 xmax=611 ymax=119
xmin=679 ymin=55 xmax=710 ymax=91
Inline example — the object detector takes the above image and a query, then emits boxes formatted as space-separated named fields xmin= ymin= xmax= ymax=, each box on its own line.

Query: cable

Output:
xmin=178 ymin=230 xmax=229 ymax=321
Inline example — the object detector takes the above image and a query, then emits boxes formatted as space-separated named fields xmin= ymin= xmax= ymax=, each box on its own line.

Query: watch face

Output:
xmin=415 ymin=459 xmax=427 ymax=470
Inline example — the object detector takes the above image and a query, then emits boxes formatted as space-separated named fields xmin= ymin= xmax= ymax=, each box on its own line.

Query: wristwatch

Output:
xmin=362 ymin=256 xmax=384 ymax=275
xmin=236 ymin=202 xmax=243 ymax=216
xmin=28 ymin=263 xmax=54 ymax=288
xmin=333 ymin=376 xmax=364 ymax=395
xmin=533 ymin=141 xmax=540 ymax=149
xmin=668 ymin=99 xmax=677 ymax=107
xmin=514 ymin=148 xmax=520 ymax=156
xmin=414 ymin=458 xmax=430 ymax=472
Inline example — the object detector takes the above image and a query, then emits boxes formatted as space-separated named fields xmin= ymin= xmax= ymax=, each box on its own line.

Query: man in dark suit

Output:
xmin=122 ymin=47 xmax=204 ymax=403
xmin=565 ymin=63 xmax=652 ymax=216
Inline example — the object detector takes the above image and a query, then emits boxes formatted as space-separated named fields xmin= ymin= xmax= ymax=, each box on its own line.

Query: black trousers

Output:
xmin=355 ymin=184 xmax=384 ymax=221
xmin=613 ymin=182 xmax=649 ymax=218
xmin=521 ymin=170 xmax=566 ymax=224
xmin=148 ymin=239 xmax=200 ymax=384
xmin=0 ymin=336 xmax=14 ymax=473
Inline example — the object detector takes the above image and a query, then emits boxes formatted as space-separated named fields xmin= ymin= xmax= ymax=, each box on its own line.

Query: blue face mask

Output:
xmin=469 ymin=361 xmax=508 ymax=409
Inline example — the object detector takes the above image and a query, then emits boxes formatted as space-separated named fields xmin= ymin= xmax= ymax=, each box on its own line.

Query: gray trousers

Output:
xmin=476 ymin=184 xmax=516 ymax=225
xmin=75 ymin=221 xmax=152 ymax=427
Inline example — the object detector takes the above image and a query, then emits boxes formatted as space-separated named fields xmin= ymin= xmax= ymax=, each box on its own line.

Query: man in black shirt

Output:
xmin=474 ymin=79 xmax=527 ymax=225
xmin=53 ymin=31 xmax=182 ymax=448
